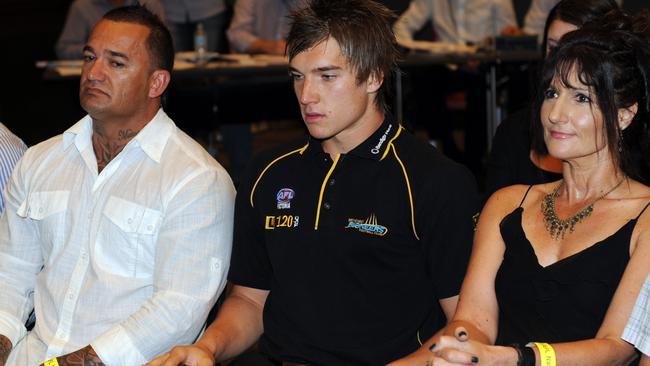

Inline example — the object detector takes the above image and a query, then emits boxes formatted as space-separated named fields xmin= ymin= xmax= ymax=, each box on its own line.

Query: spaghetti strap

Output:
xmin=635 ymin=201 xmax=650 ymax=220
xmin=518 ymin=185 xmax=534 ymax=207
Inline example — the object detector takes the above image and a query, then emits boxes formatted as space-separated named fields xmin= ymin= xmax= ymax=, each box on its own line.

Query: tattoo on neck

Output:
xmin=118 ymin=129 xmax=136 ymax=141
xmin=55 ymin=345 xmax=104 ymax=366
xmin=92 ymin=128 xmax=138 ymax=172
xmin=0 ymin=335 xmax=12 ymax=364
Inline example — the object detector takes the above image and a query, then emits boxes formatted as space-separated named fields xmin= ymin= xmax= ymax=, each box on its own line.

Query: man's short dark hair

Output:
xmin=286 ymin=0 xmax=400 ymax=113
xmin=103 ymin=5 xmax=174 ymax=73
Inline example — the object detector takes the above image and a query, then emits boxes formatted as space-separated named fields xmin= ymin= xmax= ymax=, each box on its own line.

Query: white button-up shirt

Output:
xmin=0 ymin=109 xmax=235 ymax=365
xmin=623 ymin=272 xmax=650 ymax=356
xmin=0 ymin=123 xmax=27 ymax=215
xmin=394 ymin=0 xmax=517 ymax=45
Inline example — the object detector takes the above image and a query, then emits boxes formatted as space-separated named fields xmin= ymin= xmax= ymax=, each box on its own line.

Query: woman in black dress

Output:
xmin=423 ymin=9 xmax=650 ymax=366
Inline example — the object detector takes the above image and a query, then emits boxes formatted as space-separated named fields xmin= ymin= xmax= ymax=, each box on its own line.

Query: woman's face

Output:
xmin=546 ymin=19 xmax=579 ymax=56
xmin=541 ymin=66 xmax=608 ymax=162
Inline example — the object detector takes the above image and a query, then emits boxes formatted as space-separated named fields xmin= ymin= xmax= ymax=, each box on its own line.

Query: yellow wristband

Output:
xmin=534 ymin=342 xmax=556 ymax=366
xmin=44 ymin=358 xmax=60 ymax=366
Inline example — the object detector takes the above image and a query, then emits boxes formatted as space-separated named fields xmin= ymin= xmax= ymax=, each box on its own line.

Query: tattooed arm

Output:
xmin=0 ymin=335 xmax=12 ymax=366
xmin=40 ymin=345 xmax=105 ymax=366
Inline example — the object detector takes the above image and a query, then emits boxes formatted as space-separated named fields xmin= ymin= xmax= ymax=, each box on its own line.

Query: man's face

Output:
xmin=289 ymin=37 xmax=380 ymax=143
xmin=80 ymin=20 xmax=154 ymax=123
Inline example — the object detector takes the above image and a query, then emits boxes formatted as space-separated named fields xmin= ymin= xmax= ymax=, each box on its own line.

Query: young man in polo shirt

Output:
xmin=149 ymin=0 xmax=479 ymax=365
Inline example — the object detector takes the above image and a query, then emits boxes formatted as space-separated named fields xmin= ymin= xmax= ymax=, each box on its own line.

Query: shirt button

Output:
xmin=127 ymin=218 xmax=133 ymax=224
xmin=328 ymin=178 xmax=335 ymax=186
xmin=68 ymin=293 xmax=74 ymax=300
xmin=39 ymin=207 xmax=43 ymax=213
xmin=147 ymin=225 xmax=153 ymax=231
xmin=323 ymin=202 xmax=331 ymax=210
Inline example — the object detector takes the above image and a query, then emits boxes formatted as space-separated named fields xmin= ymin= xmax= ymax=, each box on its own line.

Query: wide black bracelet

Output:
xmin=511 ymin=344 xmax=535 ymax=366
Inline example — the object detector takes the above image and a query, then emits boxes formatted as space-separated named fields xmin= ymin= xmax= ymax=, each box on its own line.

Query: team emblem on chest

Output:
xmin=345 ymin=213 xmax=388 ymax=236
xmin=276 ymin=188 xmax=295 ymax=209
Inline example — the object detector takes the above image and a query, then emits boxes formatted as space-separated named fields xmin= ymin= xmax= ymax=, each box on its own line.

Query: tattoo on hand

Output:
xmin=52 ymin=345 xmax=105 ymax=366
xmin=0 ymin=335 xmax=12 ymax=365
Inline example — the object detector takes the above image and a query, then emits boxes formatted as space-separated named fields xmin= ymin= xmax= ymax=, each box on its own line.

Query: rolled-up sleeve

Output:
xmin=0 ymin=155 xmax=43 ymax=348
xmin=226 ymin=0 xmax=258 ymax=53
xmin=393 ymin=0 xmax=432 ymax=46
xmin=91 ymin=168 xmax=235 ymax=363
xmin=623 ymin=273 xmax=650 ymax=356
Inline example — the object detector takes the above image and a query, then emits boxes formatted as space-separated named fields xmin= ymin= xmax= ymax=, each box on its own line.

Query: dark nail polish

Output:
xmin=471 ymin=356 xmax=479 ymax=363
xmin=459 ymin=331 xmax=468 ymax=337
xmin=429 ymin=343 xmax=436 ymax=352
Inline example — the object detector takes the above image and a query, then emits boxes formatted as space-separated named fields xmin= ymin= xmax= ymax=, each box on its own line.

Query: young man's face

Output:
xmin=79 ymin=19 xmax=155 ymax=123
xmin=289 ymin=37 xmax=381 ymax=144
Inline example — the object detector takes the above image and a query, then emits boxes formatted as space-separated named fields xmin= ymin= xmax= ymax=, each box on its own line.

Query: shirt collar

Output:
xmin=303 ymin=116 xmax=399 ymax=160
xmin=348 ymin=117 xmax=399 ymax=160
xmin=62 ymin=108 xmax=173 ymax=164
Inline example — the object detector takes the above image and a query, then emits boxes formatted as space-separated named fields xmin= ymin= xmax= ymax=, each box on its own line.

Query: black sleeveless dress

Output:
xmin=495 ymin=186 xmax=650 ymax=345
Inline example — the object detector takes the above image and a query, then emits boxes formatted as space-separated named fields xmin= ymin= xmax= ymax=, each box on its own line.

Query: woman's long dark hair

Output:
xmin=532 ymin=10 xmax=650 ymax=184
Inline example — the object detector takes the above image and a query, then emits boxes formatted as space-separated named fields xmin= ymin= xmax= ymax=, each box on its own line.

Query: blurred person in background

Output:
xmin=56 ymin=0 xmax=164 ymax=59
xmin=160 ymin=0 xmax=228 ymax=53
xmin=393 ymin=0 xmax=518 ymax=176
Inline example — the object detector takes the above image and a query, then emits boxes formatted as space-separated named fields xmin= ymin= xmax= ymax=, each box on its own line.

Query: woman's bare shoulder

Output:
xmin=485 ymin=182 xmax=559 ymax=212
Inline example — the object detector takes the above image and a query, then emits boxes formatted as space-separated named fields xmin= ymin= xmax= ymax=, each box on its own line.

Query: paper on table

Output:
xmin=56 ymin=67 xmax=82 ymax=76
xmin=175 ymin=51 xmax=221 ymax=62
xmin=35 ymin=60 xmax=83 ymax=76
xmin=401 ymin=40 xmax=477 ymax=54
xmin=251 ymin=54 xmax=288 ymax=65
xmin=173 ymin=60 xmax=195 ymax=70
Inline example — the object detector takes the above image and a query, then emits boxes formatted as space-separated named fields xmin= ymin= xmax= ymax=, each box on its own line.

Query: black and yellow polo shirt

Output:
xmin=229 ymin=116 xmax=479 ymax=365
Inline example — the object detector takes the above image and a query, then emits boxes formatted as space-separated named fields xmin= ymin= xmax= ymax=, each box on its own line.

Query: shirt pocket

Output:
xmin=97 ymin=196 xmax=162 ymax=279
xmin=16 ymin=190 xmax=69 ymax=258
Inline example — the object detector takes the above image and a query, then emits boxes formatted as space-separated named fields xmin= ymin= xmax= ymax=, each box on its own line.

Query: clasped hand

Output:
xmin=426 ymin=327 xmax=512 ymax=366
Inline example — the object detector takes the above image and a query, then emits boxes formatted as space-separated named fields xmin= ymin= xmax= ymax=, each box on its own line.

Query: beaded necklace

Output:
xmin=541 ymin=179 xmax=624 ymax=240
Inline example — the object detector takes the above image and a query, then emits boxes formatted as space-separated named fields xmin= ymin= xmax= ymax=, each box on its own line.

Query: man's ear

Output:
xmin=148 ymin=69 xmax=171 ymax=98
xmin=366 ymin=71 xmax=383 ymax=94
xmin=618 ymin=102 xmax=638 ymax=131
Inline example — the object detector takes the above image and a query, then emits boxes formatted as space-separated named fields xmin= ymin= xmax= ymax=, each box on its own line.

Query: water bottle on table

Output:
xmin=194 ymin=23 xmax=207 ymax=66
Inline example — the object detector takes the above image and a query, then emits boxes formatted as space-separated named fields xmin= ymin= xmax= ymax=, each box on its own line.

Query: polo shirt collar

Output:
xmin=302 ymin=116 xmax=398 ymax=160
xmin=348 ymin=117 xmax=398 ymax=160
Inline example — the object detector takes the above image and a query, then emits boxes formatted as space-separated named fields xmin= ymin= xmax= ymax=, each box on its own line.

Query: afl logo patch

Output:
xmin=276 ymin=188 xmax=295 ymax=209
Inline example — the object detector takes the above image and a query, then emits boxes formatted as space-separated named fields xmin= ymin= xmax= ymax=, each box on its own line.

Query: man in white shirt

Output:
xmin=393 ymin=0 xmax=517 ymax=46
xmin=0 ymin=5 xmax=234 ymax=365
